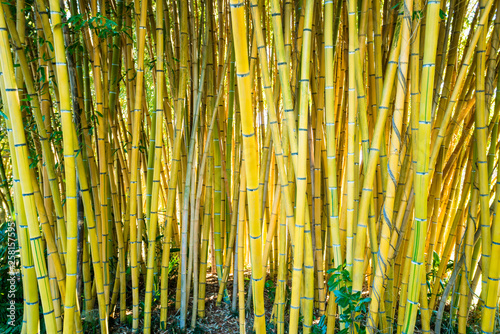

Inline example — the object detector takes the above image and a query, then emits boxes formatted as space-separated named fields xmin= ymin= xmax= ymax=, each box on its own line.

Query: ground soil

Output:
xmin=85 ymin=269 xmax=486 ymax=334
xmin=102 ymin=269 xmax=280 ymax=333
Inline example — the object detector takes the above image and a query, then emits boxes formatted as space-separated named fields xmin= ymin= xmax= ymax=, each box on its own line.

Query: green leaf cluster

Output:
xmin=326 ymin=263 xmax=371 ymax=334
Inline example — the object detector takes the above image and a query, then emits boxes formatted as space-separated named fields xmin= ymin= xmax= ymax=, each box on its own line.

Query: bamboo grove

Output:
xmin=0 ymin=0 xmax=500 ymax=332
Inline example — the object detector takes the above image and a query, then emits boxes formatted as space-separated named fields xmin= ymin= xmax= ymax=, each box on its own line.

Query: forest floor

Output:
xmin=97 ymin=269 xmax=281 ymax=333
xmin=81 ymin=268 xmax=486 ymax=334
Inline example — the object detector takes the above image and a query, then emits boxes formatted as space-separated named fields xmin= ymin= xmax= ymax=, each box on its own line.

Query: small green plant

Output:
xmin=426 ymin=251 xmax=453 ymax=298
xmin=265 ymin=279 xmax=276 ymax=300
xmin=82 ymin=309 xmax=100 ymax=334
xmin=312 ymin=315 xmax=327 ymax=334
xmin=327 ymin=263 xmax=371 ymax=334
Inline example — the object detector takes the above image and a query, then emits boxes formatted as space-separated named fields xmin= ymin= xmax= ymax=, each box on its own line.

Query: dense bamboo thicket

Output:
xmin=0 ymin=0 xmax=500 ymax=333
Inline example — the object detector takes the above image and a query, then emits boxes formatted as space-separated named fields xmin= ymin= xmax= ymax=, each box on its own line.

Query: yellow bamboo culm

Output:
xmin=229 ymin=1 xmax=265 ymax=332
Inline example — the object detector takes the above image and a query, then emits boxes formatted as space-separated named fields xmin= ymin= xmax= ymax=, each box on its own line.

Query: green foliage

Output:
xmin=88 ymin=14 xmax=119 ymax=39
xmin=439 ymin=9 xmax=447 ymax=20
xmin=429 ymin=306 xmax=477 ymax=334
xmin=167 ymin=253 xmax=180 ymax=277
xmin=82 ymin=309 xmax=100 ymax=334
xmin=426 ymin=251 xmax=453 ymax=298
xmin=60 ymin=12 xmax=120 ymax=40
xmin=312 ymin=315 xmax=327 ymax=334
xmin=265 ymin=279 xmax=276 ymax=301
xmin=326 ymin=263 xmax=371 ymax=334
xmin=0 ymin=109 xmax=8 ymax=120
